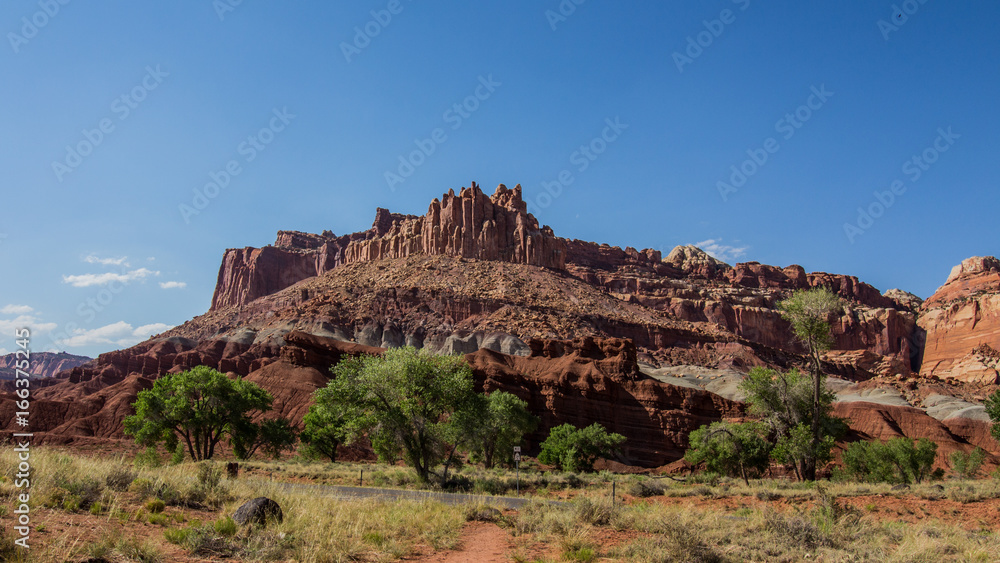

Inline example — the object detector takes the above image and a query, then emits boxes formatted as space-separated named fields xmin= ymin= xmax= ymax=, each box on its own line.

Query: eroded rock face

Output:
xmin=344 ymin=183 xmax=566 ymax=270
xmin=918 ymin=256 xmax=1000 ymax=381
xmin=211 ymin=183 xmax=566 ymax=310
xmin=467 ymin=336 xmax=743 ymax=467
xmin=833 ymin=401 xmax=999 ymax=469
xmin=664 ymin=245 xmax=728 ymax=278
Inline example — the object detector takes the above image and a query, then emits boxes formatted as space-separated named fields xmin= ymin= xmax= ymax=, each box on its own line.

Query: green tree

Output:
xmin=299 ymin=393 xmax=351 ymax=462
xmin=950 ymin=447 xmax=986 ymax=479
xmin=777 ymin=287 xmax=843 ymax=480
xmin=319 ymin=347 xmax=481 ymax=483
xmin=123 ymin=365 xmax=273 ymax=461
xmin=232 ymin=418 xmax=298 ymax=460
xmin=842 ymin=438 xmax=937 ymax=484
xmin=684 ymin=421 xmax=772 ymax=485
xmin=739 ymin=367 xmax=844 ymax=480
xmin=985 ymin=390 xmax=1000 ymax=442
xmin=467 ymin=391 xmax=538 ymax=469
xmin=538 ymin=423 xmax=626 ymax=472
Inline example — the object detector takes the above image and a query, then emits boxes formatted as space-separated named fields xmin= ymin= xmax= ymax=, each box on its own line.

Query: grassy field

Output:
xmin=3 ymin=447 xmax=1000 ymax=562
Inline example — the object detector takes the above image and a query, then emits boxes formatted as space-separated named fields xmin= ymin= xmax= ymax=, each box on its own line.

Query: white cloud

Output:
xmin=62 ymin=268 xmax=160 ymax=288
xmin=0 ymin=314 xmax=58 ymax=337
xmin=0 ymin=347 xmax=9 ymax=355
xmin=56 ymin=321 xmax=174 ymax=349
xmin=159 ymin=281 xmax=187 ymax=289
xmin=694 ymin=238 xmax=749 ymax=263
xmin=85 ymin=254 xmax=130 ymax=267
xmin=1 ymin=304 xmax=33 ymax=315
xmin=134 ymin=322 xmax=173 ymax=336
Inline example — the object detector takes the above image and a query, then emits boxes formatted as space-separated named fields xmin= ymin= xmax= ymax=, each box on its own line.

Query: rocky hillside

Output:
xmin=3 ymin=183 xmax=999 ymax=468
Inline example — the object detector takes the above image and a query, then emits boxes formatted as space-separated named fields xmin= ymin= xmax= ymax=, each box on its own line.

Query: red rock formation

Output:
xmin=918 ymin=256 xmax=1000 ymax=381
xmin=211 ymin=183 xmax=566 ymax=310
xmin=466 ymin=336 xmax=744 ymax=466
xmin=834 ymin=401 xmax=999 ymax=469
xmin=663 ymin=245 xmax=727 ymax=279
xmin=342 ymin=183 xmax=566 ymax=269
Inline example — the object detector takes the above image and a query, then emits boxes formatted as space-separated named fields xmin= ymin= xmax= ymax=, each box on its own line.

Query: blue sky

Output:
xmin=1 ymin=1 xmax=997 ymax=358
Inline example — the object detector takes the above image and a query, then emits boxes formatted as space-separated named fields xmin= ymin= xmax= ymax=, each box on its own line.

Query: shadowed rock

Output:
xmin=233 ymin=497 xmax=282 ymax=527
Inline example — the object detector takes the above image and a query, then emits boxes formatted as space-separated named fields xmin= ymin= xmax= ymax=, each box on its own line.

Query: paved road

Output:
xmin=254 ymin=478 xmax=547 ymax=510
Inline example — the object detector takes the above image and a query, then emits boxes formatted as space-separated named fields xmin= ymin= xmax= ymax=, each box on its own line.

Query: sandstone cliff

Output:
xmin=918 ymin=256 xmax=1000 ymax=383
xmin=211 ymin=183 xmax=565 ymax=310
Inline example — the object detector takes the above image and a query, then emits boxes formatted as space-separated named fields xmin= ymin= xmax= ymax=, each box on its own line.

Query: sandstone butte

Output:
xmin=3 ymin=183 xmax=999 ymax=470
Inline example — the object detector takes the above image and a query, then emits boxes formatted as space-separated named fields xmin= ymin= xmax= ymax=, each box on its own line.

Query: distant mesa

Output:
xmin=0 ymin=351 xmax=91 ymax=380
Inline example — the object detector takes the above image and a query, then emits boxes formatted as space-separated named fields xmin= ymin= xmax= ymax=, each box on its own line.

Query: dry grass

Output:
xmin=3 ymin=447 xmax=1000 ymax=561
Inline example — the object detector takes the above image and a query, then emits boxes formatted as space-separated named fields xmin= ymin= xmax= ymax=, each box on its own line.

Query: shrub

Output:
xmin=627 ymin=480 xmax=665 ymax=498
xmin=538 ymin=423 xmax=625 ymax=472
xmin=950 ymin=447 xmax=986 ymax=479
xmin=134 ymin=446 xmax=163 ymax=468
xmin=572 ymin=496 xmax=616 ymax=526
xmin=145 ymin=498 xmax=166 ymax=513
xmin=105 ymin=467 xmax=137 ymax=491
xmin=684 ymin=421 xmax=771 ymax=485
xmin=197 ymin=461 xmax=223 ymax=490
xmin=842 ymin=438 xmax=937 ymax=484
xmin=214 ymin=516 xmax=238 ymax=537
xmin=56 ymin=477 xmax=104 ymax=510
xmin=171 ymin=443 xmax=185 ymax=465
xmin=129 ymin=478 xmax=154 ymax=496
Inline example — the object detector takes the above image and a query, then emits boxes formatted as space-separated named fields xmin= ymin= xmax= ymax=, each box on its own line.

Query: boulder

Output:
xmin=233 ymin=497 xmax=283 ymax=527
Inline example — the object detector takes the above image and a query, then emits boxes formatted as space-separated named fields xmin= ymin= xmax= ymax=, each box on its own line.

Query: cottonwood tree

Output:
xmin=318 ymin=347 xmax=481 ymax=483
xmin=538 ymin=423 xmax=626 ymax=472
xmin=739 ymin=366 xmax=844 ymax=480
xmin=684 ymin=421 xmax=772 ymax=485
xmin=124 ymin=365 xmax=273 ymax=461
xmin=232 ymin=417 xmax=298 ymax=460
xmin=985 ymin=390 xmax=1000 ymax=442
xmin=778 ymin=287 xmax=843 ymax=480
xmin=300 ymin=395 xmax=351 ymax=463
xmin=465 ymin=391 xmax=538 ymax=469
